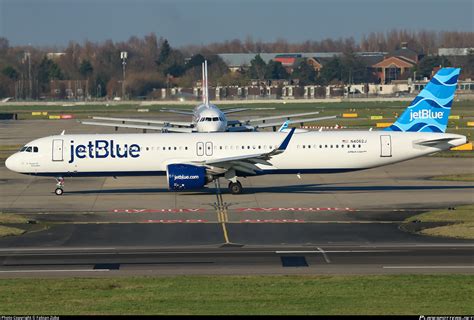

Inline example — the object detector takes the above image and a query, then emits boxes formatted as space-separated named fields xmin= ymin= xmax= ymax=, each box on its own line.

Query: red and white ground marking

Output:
xmin=143 ymin=219 xmax=208 ymax=223
xmin=112 ymin=208 xmax=207 ymax=213
xmin=240 ymin=219 xmax=305 ymax=223
xmin=234 ymin=207 xmax=354 ymax=212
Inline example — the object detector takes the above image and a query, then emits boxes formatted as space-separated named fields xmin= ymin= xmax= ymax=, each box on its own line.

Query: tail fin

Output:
xmin=385 ymin=68 xmax=461 ymax=133
xmin=201 ymin=60 xmax=209 ymax=106
xmin=278 ymin=120 xmax=290 ymax=132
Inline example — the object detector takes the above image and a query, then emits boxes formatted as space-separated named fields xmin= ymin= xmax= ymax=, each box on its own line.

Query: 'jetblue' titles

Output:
xmin=69 ymin=140 xmax=140 ymax=163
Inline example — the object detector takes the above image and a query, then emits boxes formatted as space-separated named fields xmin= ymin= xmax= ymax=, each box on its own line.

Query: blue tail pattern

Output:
xmin=385 ymin=68 xmax=460 ymax=133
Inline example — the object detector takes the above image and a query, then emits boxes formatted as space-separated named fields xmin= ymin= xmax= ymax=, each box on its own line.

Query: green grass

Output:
xmin=430 ymin=173 xmax=474 ymax=182
xmin=406 ymin=205 xmax=474 ymax=239
xmin=420 ymin=223 xmax=474 ymax=239
xmin=0 ymin=213 xmax=29 ymax=224
xmin=406 ymin=205 xmax=474 ymax=223
xmin=0 ymin=225 xmax=25 ymax=237
xmin=0 ymin=275 xmax=472 ymax=315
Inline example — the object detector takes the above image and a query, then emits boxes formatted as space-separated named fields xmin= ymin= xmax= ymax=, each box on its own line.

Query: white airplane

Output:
xmin=6 ymin=68 xmax=466 ymax=195
xmin=81 ymin=60 xmax=334 ymax=133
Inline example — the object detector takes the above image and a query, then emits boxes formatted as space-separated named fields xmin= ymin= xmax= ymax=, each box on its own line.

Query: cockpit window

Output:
xmin=33 ymin=146 xmax=38 ymax=153
xmin=20 ymin=147 xmax=27 ymax=152
xmin=25 ymin=147 xmax=32 ymax=152
xmin=213 ymin=117 xmax=219 ymax=121
xmin=205 ymin=117 xmax=211 ymax=121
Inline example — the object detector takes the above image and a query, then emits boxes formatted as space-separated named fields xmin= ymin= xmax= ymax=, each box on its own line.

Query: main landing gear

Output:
xmin=228 ymin=181 xmax=243 ymax=195
xmin=55 ymin=177 xmax=64 ymax=195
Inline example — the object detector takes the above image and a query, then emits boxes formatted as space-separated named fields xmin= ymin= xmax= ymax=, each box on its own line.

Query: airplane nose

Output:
xmin=5 ymin=153 xmax=19 ymax=172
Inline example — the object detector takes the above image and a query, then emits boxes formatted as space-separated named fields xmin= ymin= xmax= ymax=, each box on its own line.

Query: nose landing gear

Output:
xmin=55 ymin=177 xmax=64 ymax=195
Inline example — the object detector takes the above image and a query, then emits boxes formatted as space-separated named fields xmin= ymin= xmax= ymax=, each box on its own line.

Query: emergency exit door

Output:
xmin=380 ymin=135 xmax=392 ymax=157
xmin=52 ymin=139 xmax=64 ymax=161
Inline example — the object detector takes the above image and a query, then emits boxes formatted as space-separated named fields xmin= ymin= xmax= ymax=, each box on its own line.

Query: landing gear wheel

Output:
xmin=228 ymin=181 xmax=243 ymax=194
xmin=55 ymin=188 xmax=64 ymax=196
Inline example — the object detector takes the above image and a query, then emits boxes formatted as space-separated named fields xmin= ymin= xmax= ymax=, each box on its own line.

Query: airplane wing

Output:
xmin=191 ymin=128 xmax=295 ymax=175
xmin=254 ymin=115 xmax=337 ymax=130
xmin=221 ymin=108 xmax=249 ymax=115
xmin=243 ymin=111 xmax=322 ymax=124
xmin=80 ymin=120 xmax=194 ymax=133
xmin=160 ymin=108 xmax=195 ymax=115
xmin=91 ymin=116 xmax=194 ymax=127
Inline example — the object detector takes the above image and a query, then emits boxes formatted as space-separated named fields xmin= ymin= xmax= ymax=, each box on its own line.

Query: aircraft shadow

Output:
xmin=65 ymin=184 xmax=474 ymax=195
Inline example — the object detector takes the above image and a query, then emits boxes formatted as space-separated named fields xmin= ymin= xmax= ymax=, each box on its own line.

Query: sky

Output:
xmin=0 ymin=0 xmax=472 ymax=47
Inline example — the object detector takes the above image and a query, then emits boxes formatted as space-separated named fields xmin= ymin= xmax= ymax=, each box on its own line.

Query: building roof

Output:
xmin=218 ymin=52 xmax=342 ymax=67
xmin=372 ymin=56 xmax=416 ymax=68
xmin=388 ymin=47 xmax=419 ymax=63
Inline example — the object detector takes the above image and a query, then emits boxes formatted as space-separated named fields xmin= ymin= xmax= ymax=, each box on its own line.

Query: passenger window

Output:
xmin=185 ymin=147 xmax=188 ymax=150
xmin=358 ymin=144 xmax=361 ymax=148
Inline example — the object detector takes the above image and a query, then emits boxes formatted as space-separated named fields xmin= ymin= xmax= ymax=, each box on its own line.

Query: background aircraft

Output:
xmin=81 ymin=60 xmax=335 ymax=133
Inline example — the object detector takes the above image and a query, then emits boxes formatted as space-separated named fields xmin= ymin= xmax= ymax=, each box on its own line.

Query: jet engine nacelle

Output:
xmin=166 ymin=164 xmax=210 ymax=190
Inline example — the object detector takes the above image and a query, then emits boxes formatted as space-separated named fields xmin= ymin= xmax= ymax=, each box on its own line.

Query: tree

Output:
xmin=319 ymin=57 xmax=342 ymax=84
xmin=415 ymin=55 xmax=452 ymax=78
xmin=37 ymin=57 xmax=64 ymax=93
xmin=1 ymin=66 xmax=19 ymax=80
xmin=156 ymin=39 xmax=171 ymax=66
xmin=264 ymin=60 xmax=288 ymax=80
xmin=291 ymin=60 xmax=316 ymax=85
xmin=79 ymin=59 xmax=94 ymax=78
xmin=248 ymin=54 xmax=266 ymax=80
xmin=186 ymin=54 xmax=205 ymax=70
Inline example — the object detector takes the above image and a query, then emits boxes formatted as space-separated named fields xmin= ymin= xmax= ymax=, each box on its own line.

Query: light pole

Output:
xmin=120 ymin=51 xmax=128 ymax=100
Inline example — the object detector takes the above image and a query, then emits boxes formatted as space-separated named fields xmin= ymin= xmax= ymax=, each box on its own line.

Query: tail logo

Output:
xmin=409 ymin=109 xmax=444 ymax=121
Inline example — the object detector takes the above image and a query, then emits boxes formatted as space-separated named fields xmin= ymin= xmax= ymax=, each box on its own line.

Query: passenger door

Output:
xmin=205 ymin=142 xmax=213 ymax=156
xmin=52 ymin=139 xmax=64 ymax=161
xmin=380 ymin=135 xmax=392 ymax=157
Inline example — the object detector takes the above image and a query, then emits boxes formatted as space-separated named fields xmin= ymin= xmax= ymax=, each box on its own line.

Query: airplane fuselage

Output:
xmin=6 ymin=131 xmax=466 ymax=177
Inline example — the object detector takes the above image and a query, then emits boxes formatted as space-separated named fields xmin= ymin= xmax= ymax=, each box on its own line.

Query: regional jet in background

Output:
xmin=6 ymin=68 xmax=466 ymax=195
xmin=80 ymin=60 xmax=335 ymax=133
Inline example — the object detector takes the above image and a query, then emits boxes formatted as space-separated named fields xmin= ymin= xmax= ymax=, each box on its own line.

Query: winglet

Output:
xmin=278 ymin=127 xmax=295 ymax=151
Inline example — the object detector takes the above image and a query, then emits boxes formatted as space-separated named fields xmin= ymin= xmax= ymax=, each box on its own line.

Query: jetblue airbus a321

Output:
xmin=6 ymin=68 xmax=467 ymax=195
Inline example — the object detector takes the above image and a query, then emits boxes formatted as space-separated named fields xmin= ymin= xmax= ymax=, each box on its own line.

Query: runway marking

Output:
xmin=235 ymin=207 xmax=354 ymax=212
xmin=383 ymin=266 xmax=474 ymax=269
xmin=317 ymin=247 xmax=331 ymax=263
xmin=0 ymin=269 xmax=110 ymax=273
xmin=143 ymin=219 xmax=208 ymax=223
xmin=214 ymin=179 xmax=230 ymax=244
xmin=112 ymin=208 xmax=207 ymax=213
xmin=240 ymin=219 xmax=304 ymax=223
xmin=275 ymin=250 xmax=403 ymax=254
